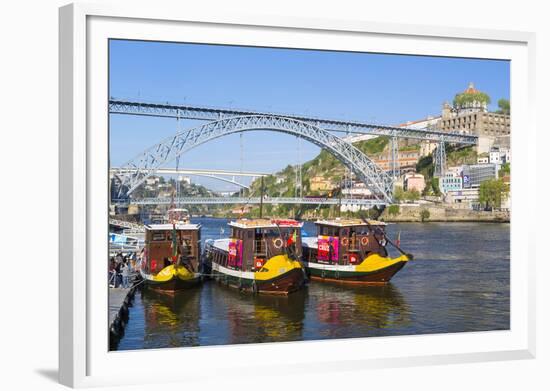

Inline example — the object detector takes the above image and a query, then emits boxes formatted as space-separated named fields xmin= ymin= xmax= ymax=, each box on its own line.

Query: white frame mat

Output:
xmin=59 ymin=3 xmax=536 ymax=388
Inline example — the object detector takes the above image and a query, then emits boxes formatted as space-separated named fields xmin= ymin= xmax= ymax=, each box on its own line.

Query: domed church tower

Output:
xmin=452 ymin=82 xmax=490 ymax=114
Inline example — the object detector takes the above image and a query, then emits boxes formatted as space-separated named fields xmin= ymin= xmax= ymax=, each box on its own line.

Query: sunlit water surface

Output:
xmin=114 ymin=218 xmax=509 ymax=350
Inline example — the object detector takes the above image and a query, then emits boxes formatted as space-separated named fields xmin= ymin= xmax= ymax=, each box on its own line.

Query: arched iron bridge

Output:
xmin=114 ymin=115 xmax=395 ymax=203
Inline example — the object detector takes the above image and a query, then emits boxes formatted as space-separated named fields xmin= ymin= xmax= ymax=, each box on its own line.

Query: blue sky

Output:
xmin=109 ymin=39 xmax=509 ymax=191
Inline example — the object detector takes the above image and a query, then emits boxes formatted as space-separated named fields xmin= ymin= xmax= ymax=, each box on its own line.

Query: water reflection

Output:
xmin=217 ymin=284 xmax=307 ymax=345
xmin=133 ymin=280 xmax=412 ymax=349
xmin=306 ymin=283 xmax=411 ymax=340
xmin=141 ymin=287 xmax=202 ymax=348
xmin=313 ymin=284 xmax=410 ymax=328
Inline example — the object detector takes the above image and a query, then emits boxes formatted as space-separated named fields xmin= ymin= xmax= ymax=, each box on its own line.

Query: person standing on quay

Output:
xmin=121 ymin=261 xmax=130 ymax=289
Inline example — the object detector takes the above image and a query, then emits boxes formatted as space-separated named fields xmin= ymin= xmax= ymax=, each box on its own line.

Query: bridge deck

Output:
xmin=112 ymin=197 xmax=386 ymax=206
xmin=109 ymin=98 xmax=477 ymax=144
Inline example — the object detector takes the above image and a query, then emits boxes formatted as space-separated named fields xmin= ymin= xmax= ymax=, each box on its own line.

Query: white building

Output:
xmin=477 ymin=156 xmax=489 ymax=164
xmin=219 ymin=191 xmax=236 ymax=197
xmin=444 ymin=188 xmax=479 ymax=206
xmin=145 ymin=177 xmax=160 ymax=186
xmin=158 ymin=183 xmax=172 ymax=190
xmin=489 ymin=147 xmax=511 ymax=165
xmin=341 ymin=181 xmax=373 ymax=197
xmin=447 ymin=166 xmax=463 ymax=177
xmin=439 ymin=174 xmax=463 ymax=194
xmin=489 ymin=150 xmax=500 ymax=164
xmin=178 ymin=175 xmax=191 ymax=185
xmin=339 ymin=204 xmax=371 ymax=213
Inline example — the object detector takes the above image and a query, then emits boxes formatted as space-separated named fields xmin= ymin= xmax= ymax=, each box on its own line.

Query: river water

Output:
xmin=114 ymin=218 xmax=510 ymax=350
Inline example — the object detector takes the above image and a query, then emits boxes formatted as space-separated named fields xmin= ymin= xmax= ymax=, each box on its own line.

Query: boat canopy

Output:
xmin=229 ymin=218 xmax=303 ymax=229
xmin=315 ymin=218 xmax=386 ymax=227
xmin=145 ymin=223 xmax=201 ymax=231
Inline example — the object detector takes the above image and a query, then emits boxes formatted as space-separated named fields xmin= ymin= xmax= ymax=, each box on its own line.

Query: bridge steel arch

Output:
xmin=114 ymin=115 xmax=394 ymax=203
xmin=186 ymin=173 xmax=251 ymax=189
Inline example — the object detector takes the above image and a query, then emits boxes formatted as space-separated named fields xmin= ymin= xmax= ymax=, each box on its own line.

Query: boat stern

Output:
xmin=254 ymin=254 xmax=306 ymax=295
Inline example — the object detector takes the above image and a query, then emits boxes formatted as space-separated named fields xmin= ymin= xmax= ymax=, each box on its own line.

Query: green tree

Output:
xmin=453 ymin=91 xmax=491 ymax=108
xmin=406 ymin=189 xmax=420 ymax=202
xmin=416 ymin=155 xmax=434 ymax=179
xmin=420 ymin=209 xmax=430 ymax=222
xmin=393 ymin=187 xmax=405 ymax=203
xmin=366 ymin=208 xmax=379 ymax=219
xmin=497 ymin=98 xmax=510 ymax=115
xmin=479 ymin=179 xmax=508 ymax=209
xmin=388 ymin=204 xmax=400 ymax=216
xmin=499 ymin=162 xmax=510 ymax=178
xmin=430 ymin=177 xmax=441 ymax=196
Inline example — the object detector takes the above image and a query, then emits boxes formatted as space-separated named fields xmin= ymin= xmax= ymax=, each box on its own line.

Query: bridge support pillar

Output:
xmin=391 ymin=136 xmax=399 ymax=180
xmin=434 ymin=141 xmax=447 ymax=177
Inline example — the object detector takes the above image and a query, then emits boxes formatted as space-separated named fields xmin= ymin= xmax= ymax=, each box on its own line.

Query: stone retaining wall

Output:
xmin=382 ymin=204 xmax=509 ymax=222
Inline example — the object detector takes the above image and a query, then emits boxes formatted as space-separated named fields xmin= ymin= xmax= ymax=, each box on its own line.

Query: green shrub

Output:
xmin=420 ymin=209 xmax=430 ymax=222
xmin=388 ymin=205 xmax=400 ymax=216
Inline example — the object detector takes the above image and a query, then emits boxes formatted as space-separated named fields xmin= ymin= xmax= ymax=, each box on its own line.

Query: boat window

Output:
xmin=352 ymin=226 xmax=370 ymax=235
xmin=181 ymin=238 xmax=193 ymax=256
xmin=152 ymin=232 xmax=165 ymax=241
xmin=324 ymin=227 xmax=338 ymax=237
xmin=327 ymin=227 xmax=334 ymax=236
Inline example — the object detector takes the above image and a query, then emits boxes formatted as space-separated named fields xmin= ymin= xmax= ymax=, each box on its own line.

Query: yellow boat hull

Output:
xmin=140 ymin=265 xmax=200 ymax=293
xmin=307 ymin=253 xmax=410 ymax=285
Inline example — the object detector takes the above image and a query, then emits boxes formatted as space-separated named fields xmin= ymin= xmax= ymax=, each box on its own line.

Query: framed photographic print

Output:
xmin=59 ymin=3 xmax=536 ymax=388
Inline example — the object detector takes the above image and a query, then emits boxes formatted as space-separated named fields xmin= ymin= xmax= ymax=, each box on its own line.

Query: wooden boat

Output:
xmin=301 ymin=218 xmax=410 ymax=285
xmin=140 ymin=208 xmax=202 ymax=294
xmin=203 ymin=218 xmax=306 ymax=295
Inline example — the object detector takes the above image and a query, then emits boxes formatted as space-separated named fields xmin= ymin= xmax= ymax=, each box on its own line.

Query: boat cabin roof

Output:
xmin=315 ymin=218 xmax=386 ymax=228
xmin=168 ymin=208 xmax=189 ymax=212
xmin=145 ymin=223 xmax=200 ymax=231
xmin=211 ymin=238 xmax=231 ymax=252
xmin=228 ymin=218 xmax=303 ymax=229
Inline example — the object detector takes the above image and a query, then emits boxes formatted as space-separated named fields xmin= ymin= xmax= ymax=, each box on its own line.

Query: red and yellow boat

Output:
xmin=302 ymin=218 xmax=410 ymax=285
xmin=140 ymin=209 xmax=202 ymax=294
xmin=203 ymin=218 xmax=306 ymax=295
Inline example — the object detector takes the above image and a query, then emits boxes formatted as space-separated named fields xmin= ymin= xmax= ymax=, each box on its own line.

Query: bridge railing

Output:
xmin=111 ymin=196 xmax=387 ymax=206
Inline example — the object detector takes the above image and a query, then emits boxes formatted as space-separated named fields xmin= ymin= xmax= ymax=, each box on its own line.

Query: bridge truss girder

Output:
xmin=109 ymin=99 xmax=478 ymax=145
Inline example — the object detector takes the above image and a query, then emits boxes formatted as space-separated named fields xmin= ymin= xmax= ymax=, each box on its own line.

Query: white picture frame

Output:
xmin=59 ymin=2 xmax=536 ymax=388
